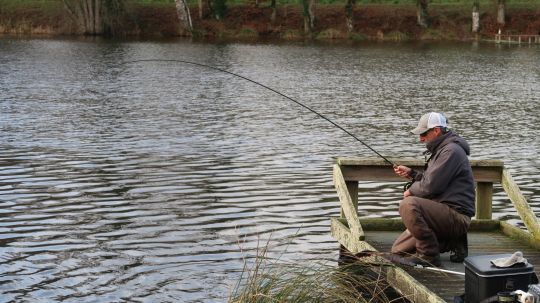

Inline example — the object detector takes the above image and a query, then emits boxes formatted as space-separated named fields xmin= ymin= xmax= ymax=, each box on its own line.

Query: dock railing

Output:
xmin=495 ymin=34 xmax=540 ymax=44
xmin=331 ymin=157 xmax=540 ymax=302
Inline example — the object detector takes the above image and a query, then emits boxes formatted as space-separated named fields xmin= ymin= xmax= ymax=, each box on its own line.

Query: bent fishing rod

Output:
xmin=119 ymin=59 xmax=396 ymax=167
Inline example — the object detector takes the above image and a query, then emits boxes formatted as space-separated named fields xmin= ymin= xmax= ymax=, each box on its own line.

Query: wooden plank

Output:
xmin=337 ymin=157 xmax=503 ymax=182
xmin=475 ymin=182 xmax=493 ymax=219
xmin=330 ymin=218 xmax=447 ymax=303
xmin=342 ymin=217 xmax=500 ymax=232
xmin=386 ymin=267 xmax=447 ymax=303
xmin=501 ymin=168 xmax=540 ymax=240
xmin=500 ymin=221 xmax=540 ymax=250
xmin=341 ymin=180 xmax=358 ymax=218
xmin=469 ymin=219 xmax=500 ymax=231
xmin=333 ymin=164 xmax=364 ymax=241
xmin=363 ymin=229 xmax=540 ymax=302
xmin=360 ymin=218 xmax=405 ymax=231
xmin=338 ymin=157 xmax=504 ymax=168
xmin=331 ymin=217 xmax=372 ymax=252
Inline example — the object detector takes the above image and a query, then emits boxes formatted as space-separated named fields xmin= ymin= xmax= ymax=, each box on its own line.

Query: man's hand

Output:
xmin=394 ymin=165 xmax=412 ymax=179
xmin=403 ymin=189 xmax=411 ymax=197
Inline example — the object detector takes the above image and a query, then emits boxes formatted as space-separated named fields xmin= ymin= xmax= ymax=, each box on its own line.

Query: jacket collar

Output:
xmin=426 ymin=131 xmax=453 ymax=154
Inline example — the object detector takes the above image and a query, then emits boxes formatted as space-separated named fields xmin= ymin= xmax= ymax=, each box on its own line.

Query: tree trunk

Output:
xmin=302 ymin=0 xmax=315 ymax=34
xmin=63 ymin=0 xmax=121 ymax=35
xmin=270 ymin=0 xmax=276 ymax=25
xmin=309 ymin=0 xmax=315 ymax=30
xmin=175 ymin=0 xmax=193 ymax=35
xmin=497 ymin=0 xmax=505 ymax=25
xmin=345 ymin=0 xmax=355 ymax=33
xmin=471 ymin=0 xmax=479 ymax=33
xmin=416 ymin=0 xmax=429 ymax=28
xmin=198 ymin=0 xmax=203 ymax=19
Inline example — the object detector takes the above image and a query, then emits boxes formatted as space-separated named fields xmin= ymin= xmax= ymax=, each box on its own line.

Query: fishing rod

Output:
xmin=119 ymin=59 xmax=396 ymax=167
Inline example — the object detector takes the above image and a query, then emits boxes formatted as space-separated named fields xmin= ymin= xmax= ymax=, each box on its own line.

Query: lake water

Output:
xmin=0 ymin=37 xmax=539 ymax=302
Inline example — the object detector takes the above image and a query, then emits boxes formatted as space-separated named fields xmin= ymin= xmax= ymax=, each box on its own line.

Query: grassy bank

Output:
xmin=0 ymin=0 xmax=539 ymax=40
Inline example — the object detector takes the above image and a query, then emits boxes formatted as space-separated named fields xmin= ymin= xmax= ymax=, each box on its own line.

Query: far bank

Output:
xmin=1 ymin=0 xmax=539 ymax=41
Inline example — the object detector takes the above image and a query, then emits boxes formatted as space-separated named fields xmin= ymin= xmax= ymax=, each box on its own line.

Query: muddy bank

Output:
xmin=1 ymin=2 xmax=539 ymax=41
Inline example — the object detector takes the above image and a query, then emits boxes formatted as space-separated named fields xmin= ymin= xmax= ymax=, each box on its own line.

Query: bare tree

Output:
xmin=175 ymin=0 xmax=193 ymax=35
xmin=63 ymin=0 xmax=123 ymax=35
xmin=472 ymin=0 xmax=479 ymax=33
xmin=497 ymin=0 xmax=505 ymax=25
xmin=345 ymin=0 xmax=355 ymax=33
xmin=198 ymin=0 xmax=204 ymax=19
xmin=270 ymin=0 xmax=277 ymax=25
xmin=416 ymin=0 xmax=429 ymax=28
xmin=302 ymin=0 xmax=315 ymax=34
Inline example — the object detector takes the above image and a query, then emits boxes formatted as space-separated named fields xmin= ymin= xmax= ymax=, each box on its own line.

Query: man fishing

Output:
xmin=390 ymin=112 xmax=475 ymax=267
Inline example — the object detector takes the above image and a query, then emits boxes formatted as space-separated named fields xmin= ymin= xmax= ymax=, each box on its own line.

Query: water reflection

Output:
xmin=0 ymin=38 xmax=538 ymax=302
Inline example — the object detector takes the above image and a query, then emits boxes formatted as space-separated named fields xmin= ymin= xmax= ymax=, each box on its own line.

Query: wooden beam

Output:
xmin=339 ymin=217 xmax=500 ymax=232
xmin=469 ymin=219 xmax=501 ymax=231
xmin=475 ymin=182 xmax=493 ymax=219
xmin=386 ymin=267 xmax=447 ymax=303
xmin=330 ymin=218 xmax=446 ymax=303
xmin=330 ymin=217 xmax=371 ymax=252
xmin=501 ymin=168 xmax=540 ymax=240
xmin=333 ymin=164 xmax=364 ymax=241
xmin=341 ymin=180 xmax=358 ymax=218
xmin=337 ymin=157 xmax=503 ymax=182
xmin=343 ymin=217 xmax=405 ymax=231
xmin=499 ymin=221 xmax=540 ymax=250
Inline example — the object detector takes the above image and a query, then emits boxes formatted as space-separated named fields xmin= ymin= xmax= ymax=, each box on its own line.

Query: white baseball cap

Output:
xmin=410 ymin=112 xmax=447 ymax=135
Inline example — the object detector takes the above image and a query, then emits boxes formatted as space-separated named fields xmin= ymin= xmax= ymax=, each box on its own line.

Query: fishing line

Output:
xmin=119 ymin=59 xmax=396 ymax=166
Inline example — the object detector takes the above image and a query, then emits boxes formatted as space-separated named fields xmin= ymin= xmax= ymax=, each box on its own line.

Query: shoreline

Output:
xmin=1 ymin=2 xmax=539 ymax=42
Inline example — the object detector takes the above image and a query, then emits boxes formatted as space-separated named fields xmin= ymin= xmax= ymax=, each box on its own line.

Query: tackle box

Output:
xmin=464 ymin=254 xmax=535 ymax=303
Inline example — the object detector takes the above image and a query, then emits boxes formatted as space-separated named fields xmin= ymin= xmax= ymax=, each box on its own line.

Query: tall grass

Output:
xmin=229 ymin=239 xmax=403 ymax=303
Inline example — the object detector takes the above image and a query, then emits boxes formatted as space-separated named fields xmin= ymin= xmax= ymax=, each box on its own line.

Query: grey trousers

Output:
xmin=391 ymin=196 xmax=471 ymax=256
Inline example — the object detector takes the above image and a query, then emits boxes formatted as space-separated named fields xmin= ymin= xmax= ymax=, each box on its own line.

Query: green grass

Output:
xmin=229 ymin=238 xmax=401 ymax=303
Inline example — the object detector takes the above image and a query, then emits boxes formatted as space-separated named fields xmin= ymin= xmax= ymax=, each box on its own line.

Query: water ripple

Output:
xmin=0 ymin=39 xmax=538 ymax=302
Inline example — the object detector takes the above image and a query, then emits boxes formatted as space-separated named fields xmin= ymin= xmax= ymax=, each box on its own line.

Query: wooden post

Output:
xmin=476 ymin=182 xmax=493 ymax=219
xmin=345 ymin=181 xmax=358 ymax=214
xmin=518 ymin=36 xmax=521 ymax=44
xmin=333 ymin=165 xmax=363 ymax=240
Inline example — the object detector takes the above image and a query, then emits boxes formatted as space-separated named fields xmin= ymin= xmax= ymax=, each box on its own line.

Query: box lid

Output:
xmin=464 ymin=254 xmax=534 ymax=277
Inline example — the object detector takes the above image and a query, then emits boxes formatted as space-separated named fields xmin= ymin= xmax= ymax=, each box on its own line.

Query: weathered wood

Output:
xmin=469 ymin=219 xmax=501 ymax=231
xmin=386 ymin=267 xmax=447 ymax=303
xmin=360 ymin=218 xmax=405 ymax=231
xmin=331 ymin=217 xmax=370 ymax=251
xmin=330 ymin=157 xmax=540 ymax=303
xmin=343 ymin=180 xmax=358 ymax=217
xmin=331 ymin=218 xmax=447 ymax=302
xmin=338 ymin=157 xmax=504 ymax=167
xmin=333 ymin=164 xmax=363 ymax=241
xmin=501 ymin=168 xmax=540 ymax=240
xmin=476 ymin=182 xmax=493 ymax=219
xmin=337 ymin=158 xmax=503 ymax=182
xmin=346 ymin=217 xmax=501 ymax=232
xmin=363 ymin=228 xmax=540 ymax=302
xmin=499 ymin=221 xmax=540 ymax=250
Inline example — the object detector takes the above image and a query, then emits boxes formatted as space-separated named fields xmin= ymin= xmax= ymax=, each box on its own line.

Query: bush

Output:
xmin=214 ymin=0 xmax=228 ymax=19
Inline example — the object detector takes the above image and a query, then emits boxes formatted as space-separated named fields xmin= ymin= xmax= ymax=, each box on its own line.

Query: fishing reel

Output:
xmin=403 ymin=180 xmax=414 ymax=192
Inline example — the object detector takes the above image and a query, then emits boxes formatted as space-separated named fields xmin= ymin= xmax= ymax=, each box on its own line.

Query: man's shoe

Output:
xmin=449 ymin=234 xmax=468 ymax=263
xmin=387 ymin=253 xmax=442 ymax=267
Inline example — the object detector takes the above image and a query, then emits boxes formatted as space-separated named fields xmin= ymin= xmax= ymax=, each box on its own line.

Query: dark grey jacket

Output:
xmin=409 ymin=131 xmax=476 ymax=217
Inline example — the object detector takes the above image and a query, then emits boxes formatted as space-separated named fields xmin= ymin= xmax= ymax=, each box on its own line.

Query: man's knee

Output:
xmin=399 ymin=196 xmax=418 ymax=214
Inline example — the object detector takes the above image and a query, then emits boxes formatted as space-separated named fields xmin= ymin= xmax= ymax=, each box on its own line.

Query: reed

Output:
xmin=229 ymin=239 xmax=402 ymax=303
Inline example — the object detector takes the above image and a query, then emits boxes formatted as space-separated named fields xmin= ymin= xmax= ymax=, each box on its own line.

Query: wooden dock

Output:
xmin=331 ymin=158 xmax=540 ymax=302
xmin=494 ymin=34 xmax=540 ymax=44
